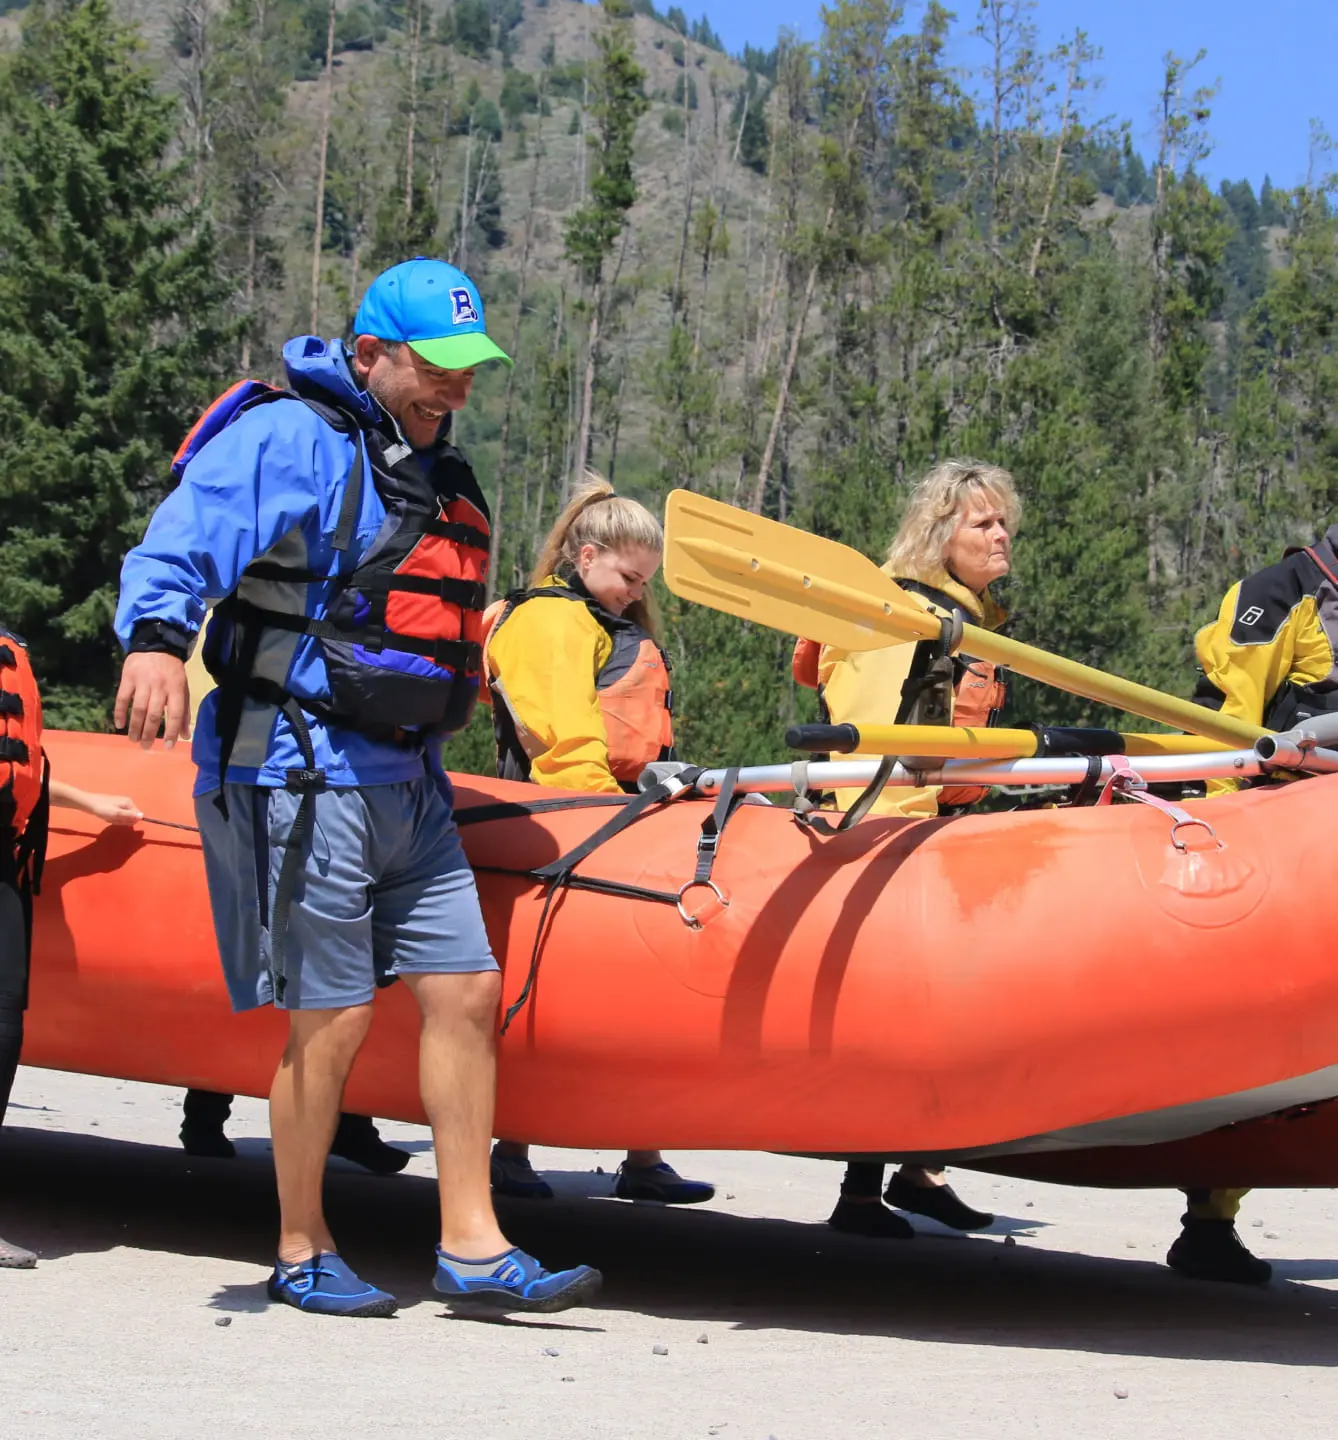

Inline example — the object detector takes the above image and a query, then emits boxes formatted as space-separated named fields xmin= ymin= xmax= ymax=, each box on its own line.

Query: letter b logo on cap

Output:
xmin=450 ymin=287 xmax=480 ymax=326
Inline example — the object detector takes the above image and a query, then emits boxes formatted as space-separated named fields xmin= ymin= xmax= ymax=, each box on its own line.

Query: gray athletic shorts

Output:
xmin=194 ymin=777 xmax=498 ymax=1012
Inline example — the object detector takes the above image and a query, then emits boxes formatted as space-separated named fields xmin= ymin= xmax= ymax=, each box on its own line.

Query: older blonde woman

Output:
xmin=794 ymin=459 xmax=1020 ymax=1239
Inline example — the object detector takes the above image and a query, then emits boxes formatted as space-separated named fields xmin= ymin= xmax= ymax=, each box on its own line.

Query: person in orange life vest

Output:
xmin=1 ymin=624 xmax=141 ymax=1269
xmin=114 ymin=260 xmax=600 ymax=1318
xmin=482 ymin=476 xmax=713 ymax=1206
xmin=793 ymin=460 xmax=1015 ymax=1240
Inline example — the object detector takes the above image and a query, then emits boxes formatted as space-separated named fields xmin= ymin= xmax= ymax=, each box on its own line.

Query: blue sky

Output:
xmin=702 ymin=0 xmax=1337 ymax=192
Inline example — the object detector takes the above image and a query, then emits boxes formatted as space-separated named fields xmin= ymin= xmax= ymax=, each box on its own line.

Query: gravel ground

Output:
xmin=3 ymin=1067 xmax=1337 ymax=1439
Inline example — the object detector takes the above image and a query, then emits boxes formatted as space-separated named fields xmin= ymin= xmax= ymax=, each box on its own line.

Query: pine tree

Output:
xmin=0 ymin=0 xmax=233 ymax=724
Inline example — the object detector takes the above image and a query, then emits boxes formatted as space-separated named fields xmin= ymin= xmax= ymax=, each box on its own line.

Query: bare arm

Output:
xmin=48 ymin=780 xmax=143 ymax=826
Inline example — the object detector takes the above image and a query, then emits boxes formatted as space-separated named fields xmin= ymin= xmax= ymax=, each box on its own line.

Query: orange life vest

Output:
xmin=1 ymin=624 xmax=49 ymax=884
xmin=484 ymin=584 xmax=674 ymax=786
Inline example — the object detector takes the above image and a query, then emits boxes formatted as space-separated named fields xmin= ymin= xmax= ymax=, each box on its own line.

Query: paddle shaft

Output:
xmin=785 ymin=723 xmax=1233 ymax=761
xmin=680 ymin=536 xmax=1267 ymax=749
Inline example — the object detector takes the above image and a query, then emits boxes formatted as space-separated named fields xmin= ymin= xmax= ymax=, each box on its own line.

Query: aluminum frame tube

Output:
xmin=692 ymin=749 xmax=1306 ymax=797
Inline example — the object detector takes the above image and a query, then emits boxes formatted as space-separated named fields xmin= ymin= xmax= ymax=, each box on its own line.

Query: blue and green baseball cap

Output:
xmin=354 ymin=258 xmax=512 ymax=370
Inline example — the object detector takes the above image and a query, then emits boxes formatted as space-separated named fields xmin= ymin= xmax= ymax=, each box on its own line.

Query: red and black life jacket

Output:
xmin=484 ymin=582 xmax=674 ymax=788
xmin=175 ymin=380 xmax=490 ymax=772
xmin=0 ymin=624 xmax=49 ymax=904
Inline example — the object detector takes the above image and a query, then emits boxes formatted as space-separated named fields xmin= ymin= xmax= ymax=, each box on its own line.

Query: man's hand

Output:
xmin=114 ymin=652 xmax=192 ymax=749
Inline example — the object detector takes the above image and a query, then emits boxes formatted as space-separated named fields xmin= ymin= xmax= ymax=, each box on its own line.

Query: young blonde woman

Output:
xmin=794 ymin=459 xmax=1019 ymax=1239
xmin=483 ymin=477 xmax=713 ymax=1205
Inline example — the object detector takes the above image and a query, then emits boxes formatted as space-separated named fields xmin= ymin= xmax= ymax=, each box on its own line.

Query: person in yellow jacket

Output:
xmin=483 ymin=476 xmax=713 ymax=1206
xmin=794 ymin=459 xmax=1016 ymax=1240
xmin=1151 ymin=533 xmax=1338 ymax=1285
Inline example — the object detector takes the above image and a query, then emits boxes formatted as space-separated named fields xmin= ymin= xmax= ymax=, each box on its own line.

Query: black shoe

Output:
xmin=329 ymin=1114 xmax=410 ymax=1176
xmin=1167 ymin=1219 xmax=1272 ymax=1285
xmin=180 ymin=1124 xmax=236 ymax=1159
xmin=885 ymin=1171 xmax=994 ymax=1231
xmin=827 ymin=1196 xmax=915 ymax=1240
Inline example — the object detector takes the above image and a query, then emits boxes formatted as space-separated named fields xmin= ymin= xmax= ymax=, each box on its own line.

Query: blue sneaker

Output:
xmin=267 ymin=1253 xmax=398 ymax=1317
xmin=433 ymin=1247 xmax=602 ymax=1315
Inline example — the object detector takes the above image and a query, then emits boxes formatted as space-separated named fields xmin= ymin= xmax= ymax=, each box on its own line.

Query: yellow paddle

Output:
xmin=662 ymin=490 xmax=1268 ymax=749
xmin=785 ymin=722 xmax=1233 ymax=760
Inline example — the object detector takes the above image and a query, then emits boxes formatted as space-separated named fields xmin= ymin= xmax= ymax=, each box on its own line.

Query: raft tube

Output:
xmin=24 ymin=730 xmax=1338 ymax=1190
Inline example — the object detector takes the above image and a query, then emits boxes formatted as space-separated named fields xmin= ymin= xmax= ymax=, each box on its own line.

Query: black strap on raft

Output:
xmin=494 ymin=771 xmax=704 ymax=1034
xmin=689 ymin=768 xmax=740 ymax=890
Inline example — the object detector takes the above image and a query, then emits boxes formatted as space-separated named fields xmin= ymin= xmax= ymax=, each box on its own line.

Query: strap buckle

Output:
xmin=284 ymin=767 xmax=326 ymax=794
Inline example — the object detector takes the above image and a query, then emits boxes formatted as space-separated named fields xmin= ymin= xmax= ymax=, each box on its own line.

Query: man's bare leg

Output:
xmin=271 ymin=1003 xmax=373 ymax=1263
xmin=403 ymin=971 xmax=509 ymax=1258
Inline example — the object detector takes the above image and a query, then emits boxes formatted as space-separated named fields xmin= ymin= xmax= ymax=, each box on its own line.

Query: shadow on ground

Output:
xmin=2 ymin=1125 xmax=1333 ymax=1366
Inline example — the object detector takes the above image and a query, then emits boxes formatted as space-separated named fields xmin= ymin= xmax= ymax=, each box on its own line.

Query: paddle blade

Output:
xmin=662 ymin=491 xmax=937 ymax=651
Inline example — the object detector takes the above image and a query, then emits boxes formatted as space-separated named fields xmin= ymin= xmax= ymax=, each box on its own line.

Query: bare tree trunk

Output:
xmin=404 ymin=0 xmax=423 ymax=215
xmin=1027 ymin=35 xmax=1079 ymax=281
xmin=606 ymin=360 xmax=628 ymax=486
xmin=241 ymin=219 xmax=257 ymax=371
xmin=455 ymin=113 xmax=475 ymax=269
xmin=488 ymin=116 xmax=546 ymax=596
xmin=309 ymin=0 xmax=336 ymax=333
xmin=669 ymin=91 xmax=695 ymax=320
xmin=748 ymin=193 xmax=833 ymax=514
xmin=571 ymin=275 xmax=602 ymax=496
xmin=175 ymin=0 xmax=212 ymax=210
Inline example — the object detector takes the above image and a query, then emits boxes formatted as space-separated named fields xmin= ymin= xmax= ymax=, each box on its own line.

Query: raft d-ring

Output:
xmin=676 ymin=878 xmax=729 ymax=929
xmin=1170 ymin=816 xmax=1222 ymax=853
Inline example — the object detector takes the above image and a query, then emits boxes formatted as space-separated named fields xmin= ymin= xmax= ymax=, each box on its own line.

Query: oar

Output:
xmin=785 ymin=722 xmax=1233 ymax=761
xmin=663 ymin=491 xmax=1268 ymax=749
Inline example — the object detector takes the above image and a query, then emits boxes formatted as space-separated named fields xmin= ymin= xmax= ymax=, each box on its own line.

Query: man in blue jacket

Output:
xmin=113 ymin=259 xmax=600 ymax=1318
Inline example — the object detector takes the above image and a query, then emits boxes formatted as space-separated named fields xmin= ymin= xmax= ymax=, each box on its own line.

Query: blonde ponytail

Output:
xmin=531 ymin=473 xmax=665 ymax=637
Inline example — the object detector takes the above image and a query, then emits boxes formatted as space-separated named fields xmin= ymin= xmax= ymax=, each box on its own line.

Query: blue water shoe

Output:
xmin=433 ymin=1247 xmax=601 ymax=1315
xmin=267 ymin=1252 xmax=398 ymax=1317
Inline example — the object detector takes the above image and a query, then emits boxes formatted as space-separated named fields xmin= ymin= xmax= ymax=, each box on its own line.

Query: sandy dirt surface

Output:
xmin=2 ymin=1067 xmax=1337 ymax=1439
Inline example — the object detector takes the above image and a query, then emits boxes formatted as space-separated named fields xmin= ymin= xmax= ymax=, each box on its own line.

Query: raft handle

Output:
xmin=1169 ymin=816 xmax=1221 ymax=853
xmin=677 ymin=878 xmax=729 ymax=929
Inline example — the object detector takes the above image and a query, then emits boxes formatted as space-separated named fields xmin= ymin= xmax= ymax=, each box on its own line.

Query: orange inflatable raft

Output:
xmin=24 ymin=729 xmax=1338 ymax=1191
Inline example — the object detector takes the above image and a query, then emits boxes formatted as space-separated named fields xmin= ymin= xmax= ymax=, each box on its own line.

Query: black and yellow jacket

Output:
xmin=1195 ymin=525 xmax=1338 ymax=791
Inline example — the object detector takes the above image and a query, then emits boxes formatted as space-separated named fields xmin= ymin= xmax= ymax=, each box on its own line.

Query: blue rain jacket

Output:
xmin=116 ymin=337 xmax=446 ymax=795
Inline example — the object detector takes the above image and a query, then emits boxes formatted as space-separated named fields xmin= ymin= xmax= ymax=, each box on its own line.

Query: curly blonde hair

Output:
xmin=531 ymin=473 xmax=665 ymax=637
xmin=884 ymin=459 xmax=1021 ymax=588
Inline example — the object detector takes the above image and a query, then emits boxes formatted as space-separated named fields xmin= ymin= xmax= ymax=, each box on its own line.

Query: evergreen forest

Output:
xmin=2 ymin=0 xmax=1336 ymax=773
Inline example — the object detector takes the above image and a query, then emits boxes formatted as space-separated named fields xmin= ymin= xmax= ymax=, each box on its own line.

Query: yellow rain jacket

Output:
xmin=1194 ymin=528 xmax=1338 ymax=794
xmin=483 ymin=575 xmax=673 ymax=794
xmin=811 ymin=571 xmax=1007 ymax=819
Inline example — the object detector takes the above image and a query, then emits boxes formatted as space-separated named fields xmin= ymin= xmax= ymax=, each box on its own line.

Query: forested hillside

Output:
xmin=2 ymin=0 xmax=1336 ymax=773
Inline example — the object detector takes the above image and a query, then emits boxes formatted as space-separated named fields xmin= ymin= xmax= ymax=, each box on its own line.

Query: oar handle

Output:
xmin=785 ymin=724 xmax=862 ymax=753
